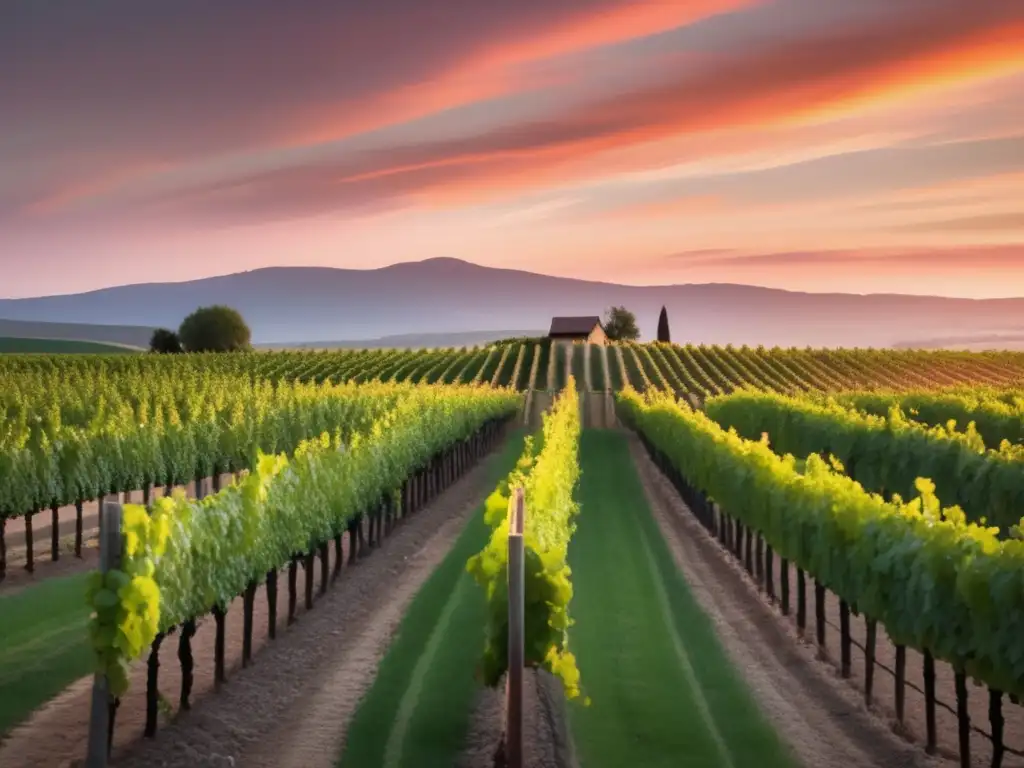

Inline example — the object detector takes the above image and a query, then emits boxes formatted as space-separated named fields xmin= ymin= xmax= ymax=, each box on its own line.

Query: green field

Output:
xmin=567 ymin=431 xmax=796 ymax=768
xmin=0 ymin=573 xmax=93 ymax=735
xmin=0 ymin=337 xmax=139 ymax=354
xmin=339 ymin=432 xmax=526 ymax=768
xmin=4 ymin=341 xmax=1024 ymax=393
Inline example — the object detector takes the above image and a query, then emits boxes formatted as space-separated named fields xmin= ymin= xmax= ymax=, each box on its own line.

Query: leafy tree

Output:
xmin=149 ymin=328 xmax=183 ymax=354
xmin=603 ymin=306 xmax=640 ymax=341
xmin=178 ymin=305 xmax=252 ymax=353
xmin=657 ymin=306 xmax=671 ymax=343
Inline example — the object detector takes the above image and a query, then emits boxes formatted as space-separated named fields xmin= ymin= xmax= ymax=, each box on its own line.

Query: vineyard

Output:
xmin=2 ymin=343 xmax=1024 ymax=768
xmin=3 ymin=340 xmax=1024 ymax=395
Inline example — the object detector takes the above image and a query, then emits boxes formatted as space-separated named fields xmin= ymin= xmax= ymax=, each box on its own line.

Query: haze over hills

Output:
xmin=1 ymin=258 xmax=1023 ymax=348
xmin=0 ymin=318 xmax=154 ymax=348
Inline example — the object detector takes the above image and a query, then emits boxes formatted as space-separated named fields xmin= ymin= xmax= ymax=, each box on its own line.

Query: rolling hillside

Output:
xmin=0 ymin=318 xmax=153 ymax=348
xmin=2 ymin=258 xmax=1022 ymax=348
xmin=0 ymin=338 xmax=139 ymax=354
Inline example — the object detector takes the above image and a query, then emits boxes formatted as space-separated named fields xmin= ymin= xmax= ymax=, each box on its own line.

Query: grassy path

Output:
xmin=567 ymin=430 xmax=797 ymax=768
xmin=0 ymin=573 xmax=91 ymax=735
xmin=338 ymin=432 xmax=526 ymax=768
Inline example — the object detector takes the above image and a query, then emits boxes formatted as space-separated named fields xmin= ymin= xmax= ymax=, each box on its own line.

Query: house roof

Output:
xmin=548 ymin=316 xmax=602 ymax=336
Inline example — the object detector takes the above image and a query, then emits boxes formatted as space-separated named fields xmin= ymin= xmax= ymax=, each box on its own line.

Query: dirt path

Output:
xmin=522 ymin=344 xmax=541 ymax=426
xmin=530 ymin=392 xmax=554 ymax=431
xmin=473 ymin=348 xmax=497 ymax=385
xmin=242 ymin=482 xmax=489 ymax=768
xmin=598 ymin=345 xmax=611 ymax=392
xmin=508 ymin=344 xmax=526 ymax=389
xmin=0 ymin=444 xmax=505 ymax=768
xmin=458 ymin=670 xmax=576 ymax=768
xmin=766 ymin=523 xmax=1024 ymax=766
xmin=2 ymin=475 xmax=233 ymax=594
xmin=627 ymin=435 xmax=947 ymax=768
xmin=598 ymin=346 xmax=616 ymax=427
xmin=612 ymin=345 xmax=628 ymax=389
xmin=489 ymin=346 xmax=511 ymax=386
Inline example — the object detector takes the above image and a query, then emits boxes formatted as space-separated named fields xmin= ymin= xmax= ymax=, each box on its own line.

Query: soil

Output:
xmin=627 ymin=435 xmax=953 ymax=768
xmin=528 ymin=669 xmax=578 ymax=768
xmin=611 ymin=346 xmax=628 ymax=388
xmin=490 ymin=346 xmax=511 ymax=387
xmin=0 ymin=537 xmax=99 ymax=594
xmin=597 ymin=346 xmax=611 ymax=392
xmin=459 ymin=686 xmax=504 ymax=768
xmin=704 ymin=470 xmax=1024 ymax=766
xmin=0 ymin=449 xmax=503 ymax=768
xmin=1 ymin=475 xmax=234 ymax=594
xmin=582 ymin=392 xmax=615 ymax=430
xmin=458 ymin=670 xmax=576 ymax=768
xmin=530 ymin=393 xmax=554 ymax=431
xmin=522 ymin=390 xmax=534 ymax=428
xmin=508 ymin=345 xmax=526 ymax=391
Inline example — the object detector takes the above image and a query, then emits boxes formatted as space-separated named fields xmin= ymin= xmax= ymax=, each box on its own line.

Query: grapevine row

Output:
xmin=617 ymin=388 xmax=1024 ymax=700
xmin=832 ymin=388 xmax=1024 ymax=449
xmin=467 ymin=379 xmax=583 ymax=697
xmin=3 ymin=343 xmax=1024 ymax=394
xmin=90 ymin=384 xmax=520 ymax=701
xmin=705 ymin=390 xmax=1024 ymax=535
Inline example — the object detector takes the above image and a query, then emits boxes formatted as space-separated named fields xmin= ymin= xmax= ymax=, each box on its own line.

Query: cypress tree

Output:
xmin=657 ymin=306 xmax=671 ymax=343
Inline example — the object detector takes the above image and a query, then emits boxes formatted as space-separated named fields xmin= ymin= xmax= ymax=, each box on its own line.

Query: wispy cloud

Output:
xmin=3 ymin=0 xmax=1024 ymax=298
xmin=890 ymin=212 xmax=1024 ymax=233
xmin=670 ymin=245 xmax=1024 ymax=269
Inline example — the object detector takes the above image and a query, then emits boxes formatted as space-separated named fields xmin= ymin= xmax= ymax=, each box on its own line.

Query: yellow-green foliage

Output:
xmin=618 ymin=387 xmax=1024 ymax=698
xmin=86 ymin=384 xmax=521 ymax=697
xmin=85 ymin=504 xmax=170 ymax=696
xmin=467 ymin=379 xmax=582 ymax=697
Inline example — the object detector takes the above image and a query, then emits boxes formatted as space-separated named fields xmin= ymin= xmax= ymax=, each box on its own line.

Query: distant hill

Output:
xmin=0 ymin=318 xmax=153 ymax=348
xmin=894 ymin=332 xmax=1024 ymax=351
xmin=2 ymin=258 xmax=1022 ymax=348
xmin=0 ymin=337 xmax=140 ymax=354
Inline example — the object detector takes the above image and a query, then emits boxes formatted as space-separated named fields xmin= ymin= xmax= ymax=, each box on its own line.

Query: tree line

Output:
xmin=602 ymin=305 xmax=671 ymax=343
xmin=150 ymin=305 xmax=252 ymax=353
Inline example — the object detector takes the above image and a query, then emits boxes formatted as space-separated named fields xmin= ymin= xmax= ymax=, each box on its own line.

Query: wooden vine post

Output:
xmin=85 ymin=500 xmax=123 ymax=768
xmin=179 ymin=481 xmax=205 ymax=705
xmin=505 ymin=487 xmax=525 ymax=768
xmin=51 ymin=504 xmax=60 ymax=561
xmin=0 ymin=516 xmax=6 ymax=582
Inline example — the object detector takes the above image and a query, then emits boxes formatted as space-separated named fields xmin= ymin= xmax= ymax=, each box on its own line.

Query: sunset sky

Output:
xmin=2 ymin=0 xmax=1024 ymax=299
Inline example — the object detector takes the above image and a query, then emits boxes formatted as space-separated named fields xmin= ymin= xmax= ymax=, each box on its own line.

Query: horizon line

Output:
xmin=1 ymin=255 xmax=1023 ymax=303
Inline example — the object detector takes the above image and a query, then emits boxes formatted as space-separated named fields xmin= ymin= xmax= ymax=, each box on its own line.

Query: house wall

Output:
xmin=586 ymin=326 xmax=607 ymax=345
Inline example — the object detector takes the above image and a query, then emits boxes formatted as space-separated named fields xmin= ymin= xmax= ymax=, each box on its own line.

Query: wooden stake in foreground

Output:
xmin=506 ymin=487 xmax=526 ymax=768
xmin=86 ymin=500 xmax=123 ymax=768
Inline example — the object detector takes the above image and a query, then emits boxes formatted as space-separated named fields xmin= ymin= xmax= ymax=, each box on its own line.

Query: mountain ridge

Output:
xmin=1 ymin=258 xmax=1022 ymax=348
xmin=11 ymin=257 xmax=1019 ymax=302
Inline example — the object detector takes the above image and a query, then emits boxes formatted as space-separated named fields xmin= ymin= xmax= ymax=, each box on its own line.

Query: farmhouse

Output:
xmin=548 ymin=316 xmax=607 ymax=344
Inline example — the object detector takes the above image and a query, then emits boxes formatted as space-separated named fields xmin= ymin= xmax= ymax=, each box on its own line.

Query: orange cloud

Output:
xmin=592 ymin=195 xmax=729 ymax=220
xmin=288 ymin=0 xmax=750 ymax=147
xmin=787 ymin=21 xmax=1024 ymax=123
xmin=673 ymin=244 xmax=1024 ymax=272
xmin=22 ymin=161 xmax=172 ymax=216
xmin=41 ymin=2 xmax=1024 ymax=231
xmin=319 ymin=7 xmax=1024 ymax=212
